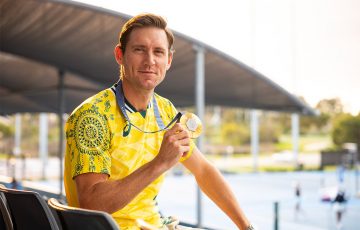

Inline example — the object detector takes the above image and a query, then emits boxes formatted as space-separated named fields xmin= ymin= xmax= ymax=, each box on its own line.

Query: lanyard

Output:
xmin=115 ymin=80 xmax=182 ymax=134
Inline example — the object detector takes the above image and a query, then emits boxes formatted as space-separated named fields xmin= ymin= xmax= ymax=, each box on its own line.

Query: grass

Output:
xmin=0 ymin=153 xmax=9 ymax=159
xmin=276 ymin=134 xmax=332 ymax=153
xmin=275 ymin=141 xmax=293 ymax=151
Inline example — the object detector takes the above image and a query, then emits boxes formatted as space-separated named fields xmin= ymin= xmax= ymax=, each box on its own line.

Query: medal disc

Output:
xmin=179 ymin=112 xmax=203 ymax=139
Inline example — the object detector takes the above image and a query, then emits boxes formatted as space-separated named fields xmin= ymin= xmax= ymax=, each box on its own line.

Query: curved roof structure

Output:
xmin=0 ymin=0 xmax=314 ymax=115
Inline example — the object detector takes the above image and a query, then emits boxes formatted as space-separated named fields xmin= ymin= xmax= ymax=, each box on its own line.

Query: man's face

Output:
xmin=120 ymin=27 xmax=173 ymax=92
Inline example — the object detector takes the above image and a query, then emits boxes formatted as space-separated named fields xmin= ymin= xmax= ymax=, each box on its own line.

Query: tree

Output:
xmin=316 ymin=98 xmax=344 ymax=116
xmin=300 ymin=98 xmax=344 ymax=134
xmin=221 ymin=122 xmax=250 ymax=145
xmin=0 ymin=121 xmax=13 ymax=138
xmin=0 ymin=118 xmax=14 ymax=154
xmin=332 ymin=113 xmax=360 ymax=149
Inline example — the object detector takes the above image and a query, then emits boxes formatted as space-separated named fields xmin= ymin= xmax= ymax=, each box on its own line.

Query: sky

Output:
xmin=74 ymin=0 xmax=360 ymax=114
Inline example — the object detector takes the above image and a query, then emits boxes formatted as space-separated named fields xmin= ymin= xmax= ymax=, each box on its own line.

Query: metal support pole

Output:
xmin=14 ymin=113 xmax=22 ymax=156
xmin=21 ymin=153 xmax=26 ymax=181
xmin=10 ymin=114 xmax=22 ymax=179
xmin=39 ymin=113 xmax=48 ymax=180
xmin=58 ymin=70 xmax=65 ymax=198
xmin=194 ymin=44 xmax=205 ymax=228
xmin=274 ymin=201 xmax=279 ymax=230
xmin=291 ymin=113 xmax=299 ymax=168
xmin=251 ymin=110 xmax=259 ymax=172
xmin=356 ymin=162 xmax=359 ymax=196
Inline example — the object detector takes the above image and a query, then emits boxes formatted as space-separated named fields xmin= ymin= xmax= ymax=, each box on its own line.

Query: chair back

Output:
xmin=48 ymin=198 xmax=120 ymax=230
xmin=0 ymin=184 xmax=14 ymax=230
xmin=0 ymin=186 xmax=59 ymax=230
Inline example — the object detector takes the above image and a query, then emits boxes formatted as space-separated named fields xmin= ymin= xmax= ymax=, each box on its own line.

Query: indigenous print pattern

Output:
xmin=64 ymin=85 xmax=194 ymax=229
xmin=74 ymin=109 xmax=110 ymax=155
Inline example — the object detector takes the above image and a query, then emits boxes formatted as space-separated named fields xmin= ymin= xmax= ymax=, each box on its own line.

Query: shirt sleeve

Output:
xmin=65 ymin=104 xmax=112 ymax=178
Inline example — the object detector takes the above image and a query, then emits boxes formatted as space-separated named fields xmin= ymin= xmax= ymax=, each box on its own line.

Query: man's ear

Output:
xmin=114 ymin=45 xmax=123 ymax=65
xmin=166 ymin=51 xmax=173 ymax=70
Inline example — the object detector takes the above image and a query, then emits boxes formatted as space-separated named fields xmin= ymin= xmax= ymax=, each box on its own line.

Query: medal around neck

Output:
xmin=179 ymin=112 xmax=203 ymax=139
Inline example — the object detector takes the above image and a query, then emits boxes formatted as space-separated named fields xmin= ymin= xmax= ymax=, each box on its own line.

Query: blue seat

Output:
xmin=0 ymin=186 xmax=59 ymax=230
xmin=48 ymin=198 xmax=120 ymax=230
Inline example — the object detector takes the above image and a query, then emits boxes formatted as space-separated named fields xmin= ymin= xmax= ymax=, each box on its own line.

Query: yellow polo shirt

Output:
xmin=64 ymin=85 xmax=194 ymax=229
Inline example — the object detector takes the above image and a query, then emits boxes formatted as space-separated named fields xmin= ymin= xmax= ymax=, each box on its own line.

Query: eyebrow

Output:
xmin=131 ymin=44 xmax=168 ymax=51
xmin=154 ymin=47 xmax=166 ymax=52
xmin=131 ymin=45 xmax=146 ymax=49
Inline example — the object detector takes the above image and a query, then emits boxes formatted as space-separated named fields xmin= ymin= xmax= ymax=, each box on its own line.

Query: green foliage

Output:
xmin=277 ymin=113 xmax=291 ymax=134
xmin=206 ymin=108 xmax=283 ymax=146
xmin=316 ymin=98 xmax=344 ymax=115
xmin=259 ymin=117 xmax=282 ymax=143
xmin=300 ymin=98 xmax=345 ymax=135
xmin=0 ymin=121 xmax=14 ymax=137
xmin=204 ymin=107 xmax=251 ymax=146
xmin=0 ymin=120 xmax=14 ymax=154
xmin=331 ymin=113 xmax=360 ymax=148
xmin=21 ymin=114 xmax=40 ymax=154
xmin=275 ymin=141 xmax=292 ymax=151
xmin=301 ymin=113 xmax=330 ymax=134
xmin=0 ymin=113 xmax=62 ymax=157
xmin=221 ymin=122 xmax=250 ymax=145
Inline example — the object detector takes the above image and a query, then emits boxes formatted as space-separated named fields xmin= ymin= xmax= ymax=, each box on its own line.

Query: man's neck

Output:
xmin=121 ymin=80 xmax=153 ymax=111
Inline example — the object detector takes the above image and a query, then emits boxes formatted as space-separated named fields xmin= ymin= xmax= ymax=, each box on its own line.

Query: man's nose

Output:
xmin=144 ymin=51 xmax=156 ymax=66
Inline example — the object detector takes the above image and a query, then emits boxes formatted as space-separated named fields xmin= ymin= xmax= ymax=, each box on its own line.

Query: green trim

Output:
xmin=124 ymin=97 xmax=147 ymax=118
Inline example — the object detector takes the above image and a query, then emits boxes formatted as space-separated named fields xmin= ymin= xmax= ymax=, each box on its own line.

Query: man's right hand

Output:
xmin=155 ymin=123 xmax=190 ymax=170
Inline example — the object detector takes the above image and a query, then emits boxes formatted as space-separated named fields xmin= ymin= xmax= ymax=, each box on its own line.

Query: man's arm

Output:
xmin=75 ymin=161 xmax=164 ymax=213
xmin=75 ymin=123 xmax=190 ymax=214
xmin=182 ymin=147 xmax=250 ymax=230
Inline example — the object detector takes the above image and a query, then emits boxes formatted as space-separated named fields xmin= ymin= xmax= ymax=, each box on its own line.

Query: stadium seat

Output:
xmin=0 ymin=186 xmax=59 ymax=230
xmin=48 ymin=198 xmax=119 ymax=230
xmin=0 ymin=184 xmax=13 ymax=230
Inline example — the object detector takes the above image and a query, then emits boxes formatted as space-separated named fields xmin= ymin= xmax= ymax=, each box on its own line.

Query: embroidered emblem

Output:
xmin=123 ymin=122 xmax=131 ymax=137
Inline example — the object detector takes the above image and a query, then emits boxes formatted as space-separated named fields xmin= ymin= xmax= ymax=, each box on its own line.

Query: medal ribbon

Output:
xmin=115 ymin=80 xmax=181 ymax=134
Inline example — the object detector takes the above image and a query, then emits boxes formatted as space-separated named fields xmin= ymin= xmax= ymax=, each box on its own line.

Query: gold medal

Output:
xmin=179 ymin=112 xmax=203 ymax=139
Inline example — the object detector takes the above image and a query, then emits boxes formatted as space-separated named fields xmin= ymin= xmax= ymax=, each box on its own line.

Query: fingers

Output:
xmin=162 ymin=124 xmax=190 ymax=156
xmin=166 ymin=123 xmax=189 ymax=138
xmin=175 ymin=129 xmax=190 ymax=142
xmin=166 ymin=123 xmax=183 ymax=134
xmin=164 ymin=126 xmax=190 ymax=147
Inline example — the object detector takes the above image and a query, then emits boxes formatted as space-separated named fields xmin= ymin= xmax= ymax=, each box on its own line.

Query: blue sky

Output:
xmin=75 ymin=0 xmax=360 ymax=114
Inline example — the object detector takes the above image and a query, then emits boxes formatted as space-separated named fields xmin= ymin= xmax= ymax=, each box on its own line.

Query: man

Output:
xmin=64 ymin=13 xmax=253 ymax=229
xmin=333 ymin=187 xmax=347 ymax=230
xmin=293 ymin=181 xmax=302 ymax=220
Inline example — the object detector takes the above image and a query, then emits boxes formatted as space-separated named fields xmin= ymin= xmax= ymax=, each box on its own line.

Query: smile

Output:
xmin=138 ymin=70 xmax=156 ymax=74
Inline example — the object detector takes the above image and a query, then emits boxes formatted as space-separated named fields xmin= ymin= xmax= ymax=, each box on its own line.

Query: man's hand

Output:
xmin=155 ymin=123 xmax=190 ymax=170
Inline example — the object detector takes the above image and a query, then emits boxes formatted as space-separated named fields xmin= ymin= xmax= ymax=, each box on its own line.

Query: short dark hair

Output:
xmin=118 ymin=13 xmax=175 ymax=53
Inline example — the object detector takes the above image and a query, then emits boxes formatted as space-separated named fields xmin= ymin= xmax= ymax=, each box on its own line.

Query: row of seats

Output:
xmin=0 ymin=184 xmax=120 ymax=230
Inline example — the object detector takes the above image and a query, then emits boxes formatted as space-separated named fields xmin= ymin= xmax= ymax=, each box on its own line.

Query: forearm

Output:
xmin=77 ymin=123 xmax=189 ymax=214
xmin=77 ymin=159 xmax=167 ymax=213
xmin=195 ymin=163 xmax=250 ymax=229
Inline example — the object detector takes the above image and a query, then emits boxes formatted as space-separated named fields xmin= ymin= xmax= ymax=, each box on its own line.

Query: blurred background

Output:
xmin=1 ymin=0 xmax=359 ymax=229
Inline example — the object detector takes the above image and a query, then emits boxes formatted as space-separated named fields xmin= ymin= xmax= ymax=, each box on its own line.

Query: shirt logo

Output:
xmin=123 ymin=122 xmax=131 ymax=137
